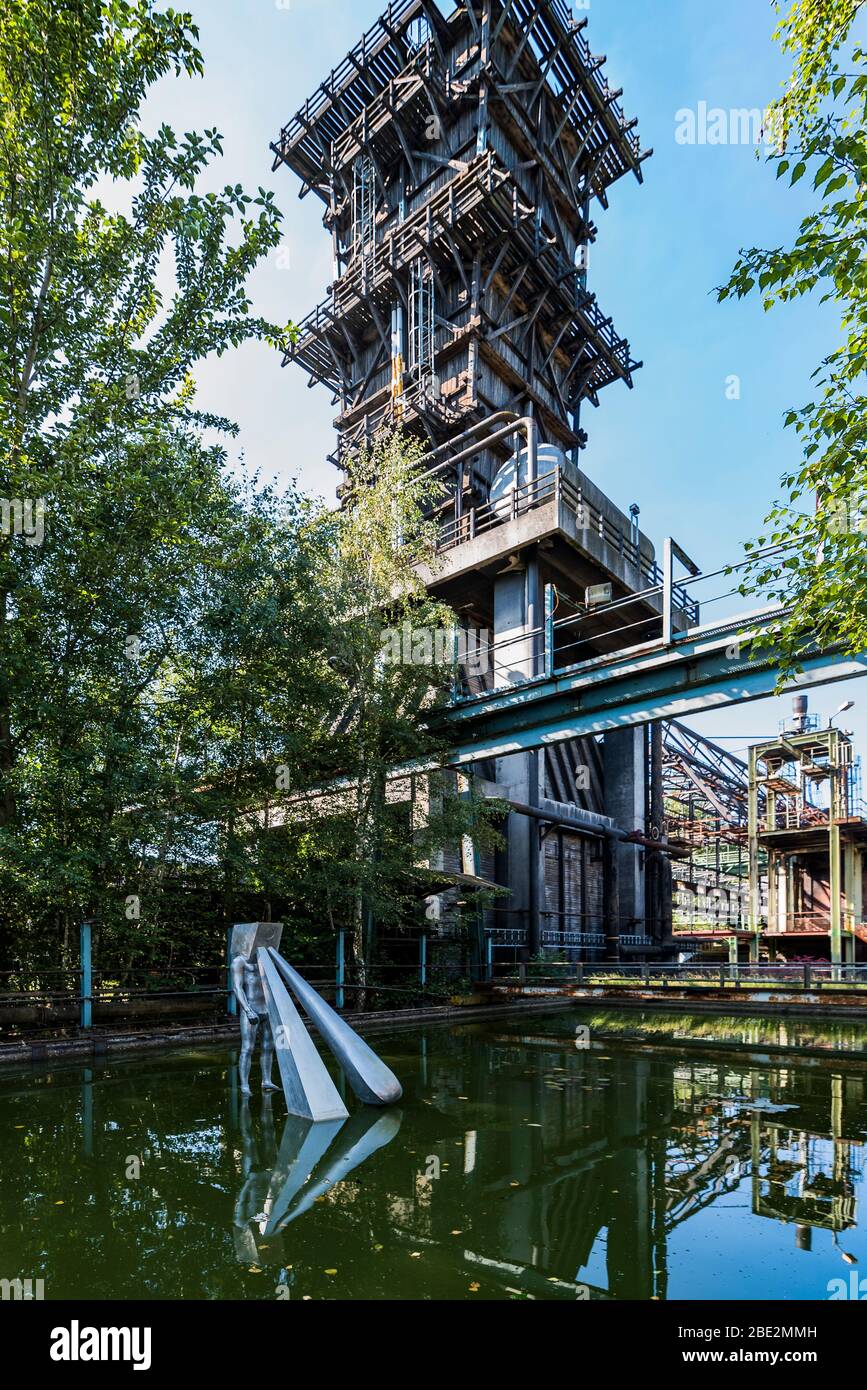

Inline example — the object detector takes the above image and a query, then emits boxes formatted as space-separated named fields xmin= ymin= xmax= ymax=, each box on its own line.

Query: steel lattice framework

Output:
xmin=271 ymin=0 xmax=651 ymax=470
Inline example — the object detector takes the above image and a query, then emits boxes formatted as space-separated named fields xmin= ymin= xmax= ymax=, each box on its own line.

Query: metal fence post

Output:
xmin=485 ymin=933 xmax=493 ymax=983
xmin=79 ymin=921 xmax=93 ymax=1030
xmin=419 ymin=932 xmax=427 ymax=990
xmin=336 ymin=928 xmax=346 ymax=1009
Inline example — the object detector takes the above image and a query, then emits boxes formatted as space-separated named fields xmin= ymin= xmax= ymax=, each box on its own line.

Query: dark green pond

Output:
xmin=2 ymin=1006 xmax=867 ymax=1301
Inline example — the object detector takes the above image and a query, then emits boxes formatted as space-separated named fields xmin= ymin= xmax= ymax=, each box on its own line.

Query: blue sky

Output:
xmin=137 ymin=0 xmax=865 ymax=762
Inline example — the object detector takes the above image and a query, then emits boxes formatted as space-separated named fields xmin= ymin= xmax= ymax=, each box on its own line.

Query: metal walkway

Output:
xmin=443 ymin=603 xmax=867 ymax=766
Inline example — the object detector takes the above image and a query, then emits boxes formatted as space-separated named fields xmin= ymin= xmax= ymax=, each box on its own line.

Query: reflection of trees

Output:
xmin=3 ymin=1024 xmax=867 ymax=1301
xmin=1 ymin=1052 xmax=248 ymax=1299
xmin=584 ymin=1008 xmax=867 ymax=1054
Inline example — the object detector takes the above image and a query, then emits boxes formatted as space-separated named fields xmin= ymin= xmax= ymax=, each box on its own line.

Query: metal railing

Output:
xmin=273 ymin=0 xmax=427 ymax=162
xmin=0 ymin=927 xmax=507 ymax=1041
xmin=490 ymin=960 xmax=867 ymax=992
xmin=437 ymin=463 xmax=699 ymax=622
xmin=488 ymin=926 xmax=605 ymax=950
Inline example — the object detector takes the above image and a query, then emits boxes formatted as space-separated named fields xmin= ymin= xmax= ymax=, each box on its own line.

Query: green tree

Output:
xmin=0 ymin=3 xmax=499 ymax=1012
xmin=718 ymin=0 xmax=867 ymax=677
xmin=0 ymin=0 xmax=294 ymax=971
xmin=285 ymin=432 xmax=503 ymax=1007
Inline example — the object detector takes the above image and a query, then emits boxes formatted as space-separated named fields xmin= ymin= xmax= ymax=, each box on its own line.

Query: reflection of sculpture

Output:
xmin=231 ymin=923 xmax=283 ymax=1097
xmin=230 ymin=923 xmax=403 ymax=1121
xmin=263 ymin=1107 xmax=402 ymax=1234
xmin=231 ymin=1097 xmax=402 ymax=1258
xmin=232 ymin=1091 xmax=287 ymax=1266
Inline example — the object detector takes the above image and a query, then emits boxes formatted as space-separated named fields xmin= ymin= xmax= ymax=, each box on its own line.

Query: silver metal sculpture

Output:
xmin=267 ymin=950 xmax=403 ymax=1106
xmin=257 ymin=947 xmax=349 ymax=1122
xmin=230 ymin=923 xmax=283 ymax=1097
xmin=230 ymin=923 xmax=402 ymax=1122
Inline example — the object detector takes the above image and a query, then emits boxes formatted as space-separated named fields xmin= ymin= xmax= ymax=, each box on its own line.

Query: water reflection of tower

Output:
xmin=751 ymin=1072 xmax=866 ymax=1250
xmin=457 ymin=1029 xmax=675 ymax=1300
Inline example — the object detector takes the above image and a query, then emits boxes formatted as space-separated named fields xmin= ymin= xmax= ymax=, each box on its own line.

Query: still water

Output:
xmin=2 ymin=1006 xmax=867 ymax=1301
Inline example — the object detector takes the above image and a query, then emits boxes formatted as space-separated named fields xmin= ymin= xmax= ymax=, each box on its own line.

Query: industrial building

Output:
xmin=667 ymin=697 xmax=867 ymax=966
xmin=270 ymin=0 xmax=865 ymax=972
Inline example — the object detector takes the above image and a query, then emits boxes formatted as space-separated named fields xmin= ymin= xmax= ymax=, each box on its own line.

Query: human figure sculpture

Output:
xmin=231 ymin=932 xmax=281 ymax=1097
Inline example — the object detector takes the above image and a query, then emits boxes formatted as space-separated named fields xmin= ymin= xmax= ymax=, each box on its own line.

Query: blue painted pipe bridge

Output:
xmin=443 ymin=606 xmax=867 ymax=765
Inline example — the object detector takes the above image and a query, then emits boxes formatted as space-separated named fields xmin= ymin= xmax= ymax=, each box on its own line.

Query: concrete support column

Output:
xmin=493 ymin=559 xmax=541 ymax=951
xmin=603 ymin=833 xmax=620 ymax=962
xmin=603 ymin=727 xmax=646 ymax=934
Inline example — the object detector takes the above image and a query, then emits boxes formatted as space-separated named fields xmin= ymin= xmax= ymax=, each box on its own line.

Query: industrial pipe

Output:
xmin=421 ymin=412 xmax=538 ymax=482
xmin=506 ymin=798 xmax=674 ymax=856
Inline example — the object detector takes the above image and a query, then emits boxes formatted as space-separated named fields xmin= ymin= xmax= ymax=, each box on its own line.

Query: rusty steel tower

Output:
xmin=273 ymin=1 xmax=689 ymax=965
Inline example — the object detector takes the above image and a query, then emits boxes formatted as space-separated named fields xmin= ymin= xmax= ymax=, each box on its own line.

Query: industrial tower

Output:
xmin=273 ymin=0 xmax=697 ymax=962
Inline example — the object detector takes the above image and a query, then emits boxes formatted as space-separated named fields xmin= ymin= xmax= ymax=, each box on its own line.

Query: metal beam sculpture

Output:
xmin=231 ymin=924 xmax=402 ymax=1123
xmin=258 ymin=948 xmax=349 ymax=1123
xmin=267 ymin=949 xmax=403 ymax=1106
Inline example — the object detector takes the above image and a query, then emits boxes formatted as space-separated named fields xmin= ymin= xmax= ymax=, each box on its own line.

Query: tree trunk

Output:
xmin=0 ymin=590 xmax=17 ymax=830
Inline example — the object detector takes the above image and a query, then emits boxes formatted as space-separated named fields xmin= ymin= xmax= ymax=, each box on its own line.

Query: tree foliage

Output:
xmin=0 ymin=4 xmax=497 ymax=1001
xmin=0 ymin=0 xmax=303 ymax=972
xmin=718 ymin=0 xmax=867 ymax=677
xmin=280 ymin=432 xmax=503 ymax=1001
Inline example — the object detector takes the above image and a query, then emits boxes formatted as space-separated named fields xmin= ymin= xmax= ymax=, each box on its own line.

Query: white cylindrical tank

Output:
xmin=488 ymin=444 xmax=566 ymax=508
